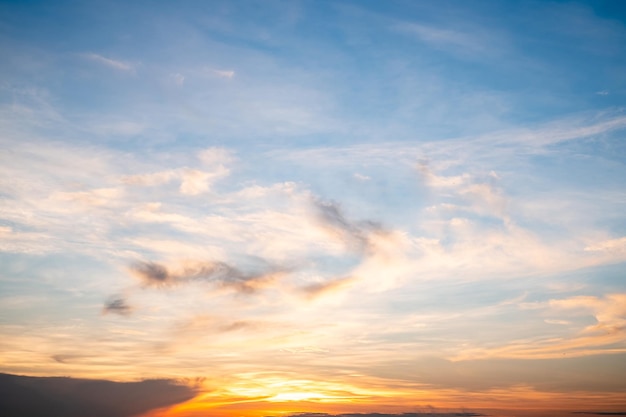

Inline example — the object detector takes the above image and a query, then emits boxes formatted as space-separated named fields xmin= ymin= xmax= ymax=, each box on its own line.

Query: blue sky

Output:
xmin=1 ymin=1 xmax=626 ymax=416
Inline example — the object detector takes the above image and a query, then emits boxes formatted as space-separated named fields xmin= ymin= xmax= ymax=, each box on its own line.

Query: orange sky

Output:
xmin=146 ymin=380 xmax=626 ymax=417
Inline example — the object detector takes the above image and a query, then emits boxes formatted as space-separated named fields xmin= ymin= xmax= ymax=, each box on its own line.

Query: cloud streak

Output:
xmin=130 ymin=260 xmax=286 ymax=294
xmin=83 ymin=53 xmax=135 ymax=72
xmin=102 ymin=295 xmax=133 ymax=316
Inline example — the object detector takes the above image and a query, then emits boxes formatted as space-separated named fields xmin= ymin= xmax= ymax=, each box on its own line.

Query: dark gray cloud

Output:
xmin=133 ymin=261 xmax=169 ymax=285
xmin=0 ymin=372 xmax=197 ymax=417
xmin=130 ymin=260 xmax=283 ymax=293
xmin=50 ymin=354 xmax=85 ymax=364
xmin=103 ymin=260 xmax=285 ymax=316
xmin=313 ymin=199 xmax=384 ymax=254
xmin=103 ymin=295 xmax=133 ymax=316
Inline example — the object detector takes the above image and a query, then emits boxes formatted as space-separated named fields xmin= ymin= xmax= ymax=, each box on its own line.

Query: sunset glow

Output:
xmin=1 ymin=1 xmax=626 ymax=417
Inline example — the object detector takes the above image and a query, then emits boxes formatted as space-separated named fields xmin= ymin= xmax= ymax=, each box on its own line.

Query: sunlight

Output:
xmin=268 ymin=392 xmax=330 ymax=402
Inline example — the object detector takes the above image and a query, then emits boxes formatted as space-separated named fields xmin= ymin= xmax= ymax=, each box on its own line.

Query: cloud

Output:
xmin=0 ymin=372 xmax=196 ymax=417
xmin=121 ymin=170 xmax=178 ymax=187
xmin=550 ymin=293 xmax=626 ymax=334
xmin=417 ymin=162 xmax=508 ymax=220
xmin=172 ymin=315 xmax=265 ymax=339
xmin=273 ymin=112 xmax=626 ymax=166
xmin=417 ymin=160 xmax=471 ymax=188
xmin=50 ymin=187 xmax=123 ymax=208
xmin=299 ymin=276 xmax=355 ymax=300
xmin=83 ymin=53 xmax=135 ymax=72
xmin=179 ymin=168 xmax=223 ymax=195
xmin=102 ymin=295 xmax=133 ymax=316
xmin=311 ymin=198 xmax=416 ymax=292
xmin=313 ymin=199 xmax=383 ymax=254
xmin=395 ymin=17 xmax=508 ymax=60
xmin=172 ymin=73 xmax=185 ymax=86
xmin=121 ymin=170 xmax=179 ymax=187
xmin=374 ymin=353 xmax=626 ymax=393
xmin=398 ymin=22 xmax=489 ymax=55
xmin=129 ymin=260 xmax=285 ymax=294
xmin=121 ymin=166 xmax=229 ymax=195
xmin=585 ymin=237 xmax=626 ymax=256
xmin=212 ymin=69 xmax=235 ymax=78
xmin=198 ymin=147 xmax=234 ymax=166
xmin=455 ymin=293 xmax=626 ymax=360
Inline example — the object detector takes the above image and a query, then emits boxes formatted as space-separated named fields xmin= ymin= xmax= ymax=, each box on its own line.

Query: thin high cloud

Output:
xmin=83 ymin=53 xmax=135 ymax=72
xmin=550 ymin=294 xmax=626 ymax=335
xmin=452 ymin=293 xmax=626 ymax=360
xmin=397 ymin=21 xmax=499 ymax=58
xmin=0 ymin=373 xmax=196 ymax=417
xmin=271 ymin=112 xmax=626 ymax=165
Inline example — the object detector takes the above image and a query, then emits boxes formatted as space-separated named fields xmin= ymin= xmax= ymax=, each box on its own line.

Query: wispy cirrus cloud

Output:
xmin=271 ymin=112 xmax=626 ymax=166
xmin=83 ymin=53 xmax=135 ymax=72
xmin=452 ymin=293 xmax=626 ymax=361
xmin=129 ymin=259 xmax=286 ymax=293
xmin=550 ymin=293 xmax=626 ymax=335
xmin=397 ymin=22 xmax=498 ymax=58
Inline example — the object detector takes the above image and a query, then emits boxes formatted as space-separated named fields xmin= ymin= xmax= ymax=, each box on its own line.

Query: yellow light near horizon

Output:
xmin=268 ymin=392 xmax=330 ymax=402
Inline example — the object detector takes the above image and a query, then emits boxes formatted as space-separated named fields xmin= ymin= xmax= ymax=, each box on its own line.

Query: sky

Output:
xmin=1 ymin=0 xmax=626 ymax=416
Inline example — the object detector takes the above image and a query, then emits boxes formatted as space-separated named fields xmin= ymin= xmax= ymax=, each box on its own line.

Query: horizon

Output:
xmin=1 ymin=1 xmax=626 ymax=417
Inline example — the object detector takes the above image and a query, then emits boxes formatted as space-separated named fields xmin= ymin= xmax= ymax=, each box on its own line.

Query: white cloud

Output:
xmin=179 ymin=167 xmax=228 ymax=195
xmin=550 ymin=294 xmax=626 ymax=334
xmin=212 ymin=69 xmax=235 ymax=79
xmin=198 ymin=147 xmax=234 ymax=166
xmin=121 ymin=166 xmax=229 ymax=195
xmin=121 ymin=170 xmax=178 ymax=187
xmin=352 ymin=230 xmax=414 ymax=292
xmin=272 ymin=112 xmax=626 ymax=166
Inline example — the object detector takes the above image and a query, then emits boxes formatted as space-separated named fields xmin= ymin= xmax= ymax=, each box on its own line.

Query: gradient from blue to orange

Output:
xmin=1 ymin=1 xmax=626 ymax=416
